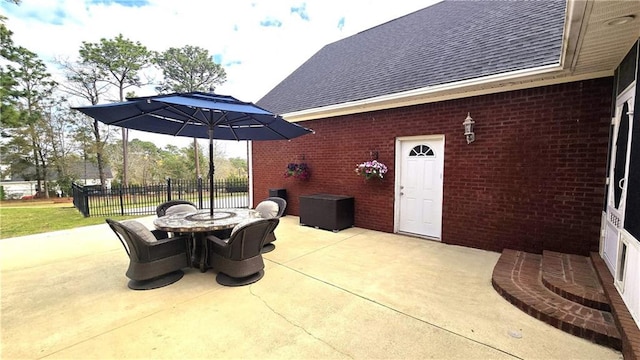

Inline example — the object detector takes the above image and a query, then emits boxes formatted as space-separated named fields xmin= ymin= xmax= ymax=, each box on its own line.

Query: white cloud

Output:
xmin=2 ymin=0 xmax=441 ymax=156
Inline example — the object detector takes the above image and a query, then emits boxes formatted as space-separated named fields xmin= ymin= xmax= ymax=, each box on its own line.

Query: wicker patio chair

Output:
xmin=106 ymin=219 xmax=190 ymax=290
xmin=155 ymin=200 xmax=198 ymax=239
xmin=155 ymin=200 xmax=197 ymax=217
xmin=206 ymin=218 xmax=279 ymax=286
xmin=255 ymin=196 xmax=287 ymax=253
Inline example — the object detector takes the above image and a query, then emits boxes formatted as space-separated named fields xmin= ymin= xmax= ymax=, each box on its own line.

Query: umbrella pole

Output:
xmin=209 ymin=129 xmax=215 ymax=217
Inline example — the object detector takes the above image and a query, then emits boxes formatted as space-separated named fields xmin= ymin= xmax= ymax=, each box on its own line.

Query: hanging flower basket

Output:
xmin=355 ymin=160 xmax=388 ymax=180
xmin=284 ymin=162 xmax=311 ymax=180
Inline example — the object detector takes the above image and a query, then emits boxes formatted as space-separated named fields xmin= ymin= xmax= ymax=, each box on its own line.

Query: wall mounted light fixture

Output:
xmin=463 ymin=112 xmax=475 ymax=144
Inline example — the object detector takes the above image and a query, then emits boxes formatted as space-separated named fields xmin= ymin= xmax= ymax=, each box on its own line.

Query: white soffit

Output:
xmin=571 ymin=0 xmax=640 ymax=75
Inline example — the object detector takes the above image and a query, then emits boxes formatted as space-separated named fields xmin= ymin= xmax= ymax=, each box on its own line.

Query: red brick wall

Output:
xmin=252 ymin=78 xmax=613 ymax=255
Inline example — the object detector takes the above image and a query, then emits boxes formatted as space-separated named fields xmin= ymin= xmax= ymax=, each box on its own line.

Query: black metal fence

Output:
xmin=72 ymin=178 xmax=249 ymax=217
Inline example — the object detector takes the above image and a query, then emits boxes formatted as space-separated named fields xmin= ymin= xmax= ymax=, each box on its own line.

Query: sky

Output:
xmin=2 ymin=0 xmax=440 ymax=158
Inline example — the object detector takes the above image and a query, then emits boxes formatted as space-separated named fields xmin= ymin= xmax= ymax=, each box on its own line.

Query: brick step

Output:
xmin=541 ymin=250 xmax=610 ymax=311
xmin=591 ymin=253 xmax=640 ymax=360
xmin=492 ymin=249 xmax=621 ymax=350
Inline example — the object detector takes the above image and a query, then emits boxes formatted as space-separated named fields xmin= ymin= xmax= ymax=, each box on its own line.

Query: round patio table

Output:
xmin=154 ymin=208 xmax=258 ymax=272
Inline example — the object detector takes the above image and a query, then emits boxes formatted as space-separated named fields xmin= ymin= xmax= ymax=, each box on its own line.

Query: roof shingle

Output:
xmin=257 ymin=0 xmax=566 ymax=115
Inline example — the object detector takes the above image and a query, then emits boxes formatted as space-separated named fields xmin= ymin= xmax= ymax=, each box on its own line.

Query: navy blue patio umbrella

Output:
xmin=73 ymin=92 xmax=313 ymax=217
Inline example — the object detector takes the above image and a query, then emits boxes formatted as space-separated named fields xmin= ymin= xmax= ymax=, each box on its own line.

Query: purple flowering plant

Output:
xmin=284 ymin=162 xmax=310 ymax=180
xmin=355 ymin=160 xmax=388 ymax=180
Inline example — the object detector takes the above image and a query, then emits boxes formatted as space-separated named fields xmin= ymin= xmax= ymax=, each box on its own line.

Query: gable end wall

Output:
xmin=252 ymin=78 xmax=613 ymax=255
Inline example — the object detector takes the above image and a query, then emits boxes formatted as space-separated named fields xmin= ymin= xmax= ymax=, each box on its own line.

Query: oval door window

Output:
xmin=613 ymin=102 xmax=630 ymax=209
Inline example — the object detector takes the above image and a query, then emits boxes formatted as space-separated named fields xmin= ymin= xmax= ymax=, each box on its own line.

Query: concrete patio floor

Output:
xmin=1 ymin=216 xmax=622 ymax=359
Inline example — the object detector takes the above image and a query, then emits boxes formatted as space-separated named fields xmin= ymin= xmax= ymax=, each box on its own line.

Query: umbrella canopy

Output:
xmin=74 ymin=92 xmax=312 ymax=141
xmin=73 ymin=92 xmax=313 ymax=217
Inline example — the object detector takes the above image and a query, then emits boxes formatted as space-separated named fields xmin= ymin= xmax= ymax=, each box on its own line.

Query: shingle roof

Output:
xmin=257 ymin=0 xmax=566 ymax=115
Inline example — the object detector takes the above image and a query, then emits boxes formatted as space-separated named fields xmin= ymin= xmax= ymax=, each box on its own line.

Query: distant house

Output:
xmin=0 ymin=161 xmax=113 ymax=198
xmin=252 ymin=0 xmax=640 ymax=333
xmin=65 ymin=161 xmax=114 ymax=188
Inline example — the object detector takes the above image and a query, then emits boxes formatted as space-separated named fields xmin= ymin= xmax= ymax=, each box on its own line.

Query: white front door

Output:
xmin=396 ymin=136 xmax=444 ymax=239
xmin=602 ymin=85 xmax=635 ymax=274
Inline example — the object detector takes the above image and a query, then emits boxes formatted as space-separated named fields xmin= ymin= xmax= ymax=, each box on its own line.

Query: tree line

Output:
xmin=1 ymin=8 xmax=243 ymax=198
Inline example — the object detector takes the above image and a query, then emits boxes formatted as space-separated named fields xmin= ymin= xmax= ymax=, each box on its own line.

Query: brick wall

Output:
xmin=252 ymin=78 xmax=613 ymax=255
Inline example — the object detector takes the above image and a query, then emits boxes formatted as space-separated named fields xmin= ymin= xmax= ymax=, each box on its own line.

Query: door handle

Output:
xmin=619 ymin=178 xmax=625 ymax=190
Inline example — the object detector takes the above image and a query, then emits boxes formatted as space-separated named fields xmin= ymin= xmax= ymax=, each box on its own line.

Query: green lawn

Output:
xmin=0 ymin=204 xmax=137 ymax=239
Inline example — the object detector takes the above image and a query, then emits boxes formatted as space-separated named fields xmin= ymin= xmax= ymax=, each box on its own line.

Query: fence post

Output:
xmin=72 ymin=183 xmax=78 ymax=214
xmin=166 ymin=177 xmax=172 ymax=202
xmin=119 ymin=188 xmax=125 ymax=216
xmin=82 ymin=187 xmax=88 ymax=216
xmin=72 ymin=183 xmax=90 ymax=217
xmin=197 ymin=177 xmax=203 ymax=209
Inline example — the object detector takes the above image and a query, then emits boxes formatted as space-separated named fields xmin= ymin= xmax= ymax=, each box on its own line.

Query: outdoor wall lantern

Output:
xmin=463 ymin=112 xmax=475 ymax=144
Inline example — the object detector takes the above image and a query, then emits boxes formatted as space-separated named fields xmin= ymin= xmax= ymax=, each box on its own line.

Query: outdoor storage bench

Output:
xmin=299 ymin=194 xmax=354 ymax=232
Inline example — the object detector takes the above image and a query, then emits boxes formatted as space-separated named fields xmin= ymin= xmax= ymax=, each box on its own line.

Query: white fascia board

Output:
xmin=562 ymin=0 xmax=590 ymax=71
xmin=282 ymin=65 xmax=612 ymax=122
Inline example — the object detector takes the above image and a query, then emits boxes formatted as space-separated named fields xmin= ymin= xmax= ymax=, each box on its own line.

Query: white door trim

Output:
xmin=247 ymin=141 xmax=254 ymax=208
xmin=394 ymin=134 xmax=445 ymax=239
xmin=602 ymin=82 xmax=635 ymax=274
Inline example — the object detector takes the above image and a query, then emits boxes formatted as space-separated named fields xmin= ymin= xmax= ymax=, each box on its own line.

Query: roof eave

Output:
xmin=282 ymin=64 xmax=612 ymax=122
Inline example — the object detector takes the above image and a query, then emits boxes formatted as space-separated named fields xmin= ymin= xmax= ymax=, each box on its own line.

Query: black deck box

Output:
xmin=268 ymin=188 xmax=287 ymax=215
xmin=299 ymin=194 xmax=354 ymax=232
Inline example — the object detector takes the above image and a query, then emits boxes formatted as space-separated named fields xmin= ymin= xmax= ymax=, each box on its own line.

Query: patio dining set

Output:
xmin=106 ymin=197 xmax=287 ymax=290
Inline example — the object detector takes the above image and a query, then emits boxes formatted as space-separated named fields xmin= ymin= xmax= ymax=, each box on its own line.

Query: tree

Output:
xmin=40 ymin=99 xmax=84 ymax=193
xmin=104 ymin=139 xmax=166 ymax=185
xmin=55 ymin=56 xmax=112 ymax=188
xmin=155 ymin=45 xmax=226 ymax=94
xmin=229 ymin=157 xmax=248 ymax=177
xmin=155 ymin=45 xmax=227 ymax=179
xmin=1 ymin=17 xmax=29 ymax=183
xmin=4 ymin=45 xmax=57 ymax=197
xmin=79 ymin=34 xmax=153 ymax=187
xmin=184 ymin=140 xmax=209 ymax=179
xmin=72 ymin=121 xmax=97 ymax=185
xmin=159 ymin=144 xmax=193 ymax=180
xmin=1 ymin=15 xmax=21 ymax=132
xmin=0 ymin=129 xmax=31 ymax=180
xmin=204 ymin=141 xmax=231 ymax=180
xmin=55 ymin=57 xmax=110 ymax=107
xmin=126 ymin=139 xmax=163 ymax=185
